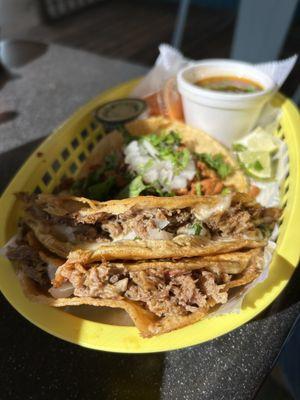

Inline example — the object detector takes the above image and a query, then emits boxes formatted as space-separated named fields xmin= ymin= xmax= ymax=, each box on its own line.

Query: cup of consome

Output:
xmin=177 ymin=59 xmax=276 ymax=146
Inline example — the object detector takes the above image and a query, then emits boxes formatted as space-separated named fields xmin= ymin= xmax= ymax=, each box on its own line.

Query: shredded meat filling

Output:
xmin=205 ymin=200 xmax=280 ymax=238
xmin=55 ymin=263 xmax=231 ymax=317
xmin=6 ymin=242 xmax=49 ymax=287
xmin=100 ymin=208 xmax=194 ymax=240
xmin=24 ymin=195 xmax=280 ymax=242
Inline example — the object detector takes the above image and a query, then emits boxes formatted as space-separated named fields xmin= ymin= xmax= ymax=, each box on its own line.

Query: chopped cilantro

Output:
xmin=195 ymin=182 xmax=202 ymax=196
xmin=144 ymin=131 xmax=184 ymax=165
xmin=252 ymin=160 xmax=263 ymax=171
xmin=145 ymin=133 xmax=162 ymax=147
xmin=140 ymin=131 xmax=192 ymax=176
xmin=217 ymin=162 xmax=232 ymax=179
xmin=160 ymin=147 xmax=191 ymax=173
xmin=221 ymin=187 xmax=231 ymax=195
xmin=145 ymin=131 xmax=181 ymax=147
xmin=192 ymin=222 xmax=202 ymax=235
xmin=138 ymin=159 xmax=154 ymax=174
xmin=232 ymin=143 xmax=247 ymax=152
xmin=197 ymin=153 xmax=233 ymax=179
xmin=163 ymin=131 xmax=181 ymax=146
xmin=134 ymin=236 xmax=142 ymax=241
xmin=179 ymin=148 xmax=191 ymax=170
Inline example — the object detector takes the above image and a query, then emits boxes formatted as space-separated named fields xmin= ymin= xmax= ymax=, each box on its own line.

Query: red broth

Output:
xmin=195 ymin=76 xmax=263 ymax=94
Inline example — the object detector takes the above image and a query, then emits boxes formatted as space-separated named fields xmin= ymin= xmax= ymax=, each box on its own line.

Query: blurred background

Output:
xmin=0 ymin=0 xmax=299 ymax=97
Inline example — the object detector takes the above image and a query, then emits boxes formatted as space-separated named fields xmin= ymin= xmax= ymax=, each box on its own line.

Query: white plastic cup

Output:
xmin=177 ymin=59 xmax=276 ymax=146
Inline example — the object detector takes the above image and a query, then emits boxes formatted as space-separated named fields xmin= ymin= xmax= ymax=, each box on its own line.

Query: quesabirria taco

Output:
xmin=7 ymin=229 xmax=264 ymax=337
xmin=19 ymin=192 xmax=279 ymax=262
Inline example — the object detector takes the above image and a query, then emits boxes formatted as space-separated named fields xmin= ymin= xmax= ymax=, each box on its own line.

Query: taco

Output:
xmin=20 ymin=192 xmax=279 ymax=262
xmin=6 ymin=230 xmax=264 ymax=337
xmin=57 ymin=117 xmax=249 ymax=200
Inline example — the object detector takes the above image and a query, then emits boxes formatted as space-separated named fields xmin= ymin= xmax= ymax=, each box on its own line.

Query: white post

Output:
xmin=231 ymin=0 xmax=299 ymax=62
xmin=172 ymin=0 xmax=191 ymax=49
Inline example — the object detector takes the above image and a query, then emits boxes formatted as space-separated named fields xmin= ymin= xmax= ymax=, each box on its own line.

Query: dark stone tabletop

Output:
xmin=0 ymin=41 xmax=300 ymax=400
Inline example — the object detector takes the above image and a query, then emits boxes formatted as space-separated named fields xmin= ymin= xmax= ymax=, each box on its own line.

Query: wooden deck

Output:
xmin=23 ymin=0 xmax=299 ymax=96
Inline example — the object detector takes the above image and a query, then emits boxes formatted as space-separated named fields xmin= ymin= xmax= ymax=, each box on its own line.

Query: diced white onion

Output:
xmin=124 ymin=140 xmax=139 ymax=156
xmin=114 ymin=278 xmax=129 ymax=292
xmin=143 ymin=167 xmax=159 ymax=183
xmin=114 ymin=230 xmax=137 ymax=241
xmin=171 ymin=175 xmax=187 ymax=189
xmin=142 ymin=140 xmax=157 ymax=158
xmin=49 ymin=282 xmax=74 ymax=298
xmin=147 ymin=228 xmax=173 ymax=240
xmin=155 ymin=218 xmax=169 ymax=230
xmin=124 ymin=140 xmax=197 ymax=193
xmin=160 ymin=162 xmax=174 ymax=184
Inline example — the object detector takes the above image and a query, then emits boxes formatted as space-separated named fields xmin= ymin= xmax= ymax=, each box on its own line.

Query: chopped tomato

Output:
xmin=201 ymin=179 xmax=224 ymax=195
xmin=248 ymin=185 xmax=260 ymax=198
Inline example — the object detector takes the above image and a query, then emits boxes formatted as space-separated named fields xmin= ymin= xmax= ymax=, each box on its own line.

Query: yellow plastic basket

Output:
xmin=0 ymin=78 xmax=300 ymax=353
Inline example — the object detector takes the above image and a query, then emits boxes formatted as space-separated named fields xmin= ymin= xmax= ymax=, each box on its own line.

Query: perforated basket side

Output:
xmin=32 ymin=117 xmax=104 ymax=195
xmin=272 ymin=95 xmax=300 ymax=267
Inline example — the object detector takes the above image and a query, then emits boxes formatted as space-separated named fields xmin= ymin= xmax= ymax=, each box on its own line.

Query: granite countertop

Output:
xmin=0 ymin=42 xmax=300 ymax=400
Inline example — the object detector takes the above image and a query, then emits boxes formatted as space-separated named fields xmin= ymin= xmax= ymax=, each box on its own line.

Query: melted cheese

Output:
xmin=192 ymin=195 xmax=232 ymax=221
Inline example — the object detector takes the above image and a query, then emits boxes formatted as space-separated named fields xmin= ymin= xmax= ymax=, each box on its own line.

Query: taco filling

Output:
xmin=6 ymin=189 xmax=279 ymax=337
xmin=6 ymin=231 xmax=263 ymax=332
xmin=56 ymin=120 xmax=241 ymax=201
xmin=52 ymin=260 xmax=253 ymax=316
xmin=23 ymin=192 xmax=280 ymax=246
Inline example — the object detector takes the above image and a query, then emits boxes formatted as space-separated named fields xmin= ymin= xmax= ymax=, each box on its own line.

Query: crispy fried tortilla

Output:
xmin=21 ymin=191 xmax=279 ymax=262
xmin=80 ymin=116 xmax=249 ymax=192
xmin=7 ymin=231 xmax=263 ymax=337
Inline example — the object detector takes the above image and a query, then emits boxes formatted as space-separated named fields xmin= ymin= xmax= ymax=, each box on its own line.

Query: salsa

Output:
xmin=194 ymin=76 xmax=263 ymax=94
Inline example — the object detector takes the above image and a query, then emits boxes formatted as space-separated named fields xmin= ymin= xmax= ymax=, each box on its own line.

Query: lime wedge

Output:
xmin=240 ymin=127 xmax=278 ymax=153
xmin=238 ymin=150 xmax=272 ymax=179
